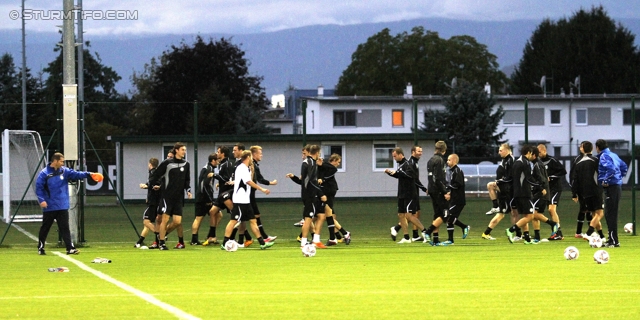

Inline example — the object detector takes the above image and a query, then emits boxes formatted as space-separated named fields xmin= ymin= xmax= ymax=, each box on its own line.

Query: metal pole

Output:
xmin=193 ymin=101 xmax=199 ymax=208
xmin=524 ymin=97 xmax=529 ymax=145
xmin=302 ymin=99 xmax=307 ymax=146
xmin=21 ymin=0 xmax=27 ymax=130
xmin=413 ymin=99 xmax=418 ymax=146
xmin=632 ymin=96 xmax=636 ymax=236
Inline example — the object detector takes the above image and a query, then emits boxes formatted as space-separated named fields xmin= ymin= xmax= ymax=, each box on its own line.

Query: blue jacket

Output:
xmin=597 ymin=148 xmax=628 ymax=186
xmin=35 ymin=164 xmax=91 ymax=212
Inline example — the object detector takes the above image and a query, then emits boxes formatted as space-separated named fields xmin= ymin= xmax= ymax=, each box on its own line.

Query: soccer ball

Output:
xmin=589 ymin=236 xmax=603 ymax=248
xmin=301 ymin=243 xmax=316 ymax=257
xmin=593 ymin=249 xmax=610 ymax=264
xmin=624 ymin=222 xmax=633 ymax=233
xmin=563 ymin=246 xmax=579 ymax=260
xmin=224 ymin=240 xmax=239 ymax=252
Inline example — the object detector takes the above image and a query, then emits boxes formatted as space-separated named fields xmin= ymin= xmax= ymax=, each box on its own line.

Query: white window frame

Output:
xmin=576 ymin=108 xmax=587 ymax=125
xmin=372 ymin=141 xmax=397 ymax=172
xmin=321 ymin=142 xmax=346 ymax=172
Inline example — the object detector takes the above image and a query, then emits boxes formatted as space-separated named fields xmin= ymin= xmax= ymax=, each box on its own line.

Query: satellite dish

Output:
xmin=451 ymin=77 xmax=457 ymax=88
xmin=540 ymin=76 xmax=546 ymax=88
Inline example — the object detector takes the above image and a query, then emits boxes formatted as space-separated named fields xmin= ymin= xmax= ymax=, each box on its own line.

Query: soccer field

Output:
xmin=1 ymin=197 xmax=639 ymax=319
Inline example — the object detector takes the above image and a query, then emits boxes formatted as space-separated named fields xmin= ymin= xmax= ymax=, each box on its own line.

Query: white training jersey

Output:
xmin=233 ymin=162 xmax=252 ymax=204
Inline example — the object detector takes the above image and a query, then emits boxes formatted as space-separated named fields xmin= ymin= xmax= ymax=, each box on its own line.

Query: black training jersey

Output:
xmin=532 ymin=159 xmax=550 ymax=201
xmin=540 ymin=155 xmax=566 ymax=192
xmin=151 ymin=157 xmax=191 ymax=202
xmin=318 ymin=161 xmax=339 ymax=194
xmin=512 ymin=155 xmax=537 ymax=198
xmin=446 ymin=165 xmax=466 ymax=206
xmin=250 ymin=160 xmax=271 ymax=198
xmin=571 ymin=154 xmax=600 ymax=199
xmin=300 ymin=156 xmax=324 ymax=202
xmin=146 ymin=167 xmax=161 ymax=206
xmin=216 ymin=158 xmax=234 ymax=194
xmin=427 ymin=153 xmax=447 ymax=195
xmin=408 ymin=156 xmax=427 ymax=193
xmin=387 ymin=157 xmax=417 ymax=199
xmin=496 ymin=154 xmax=515 ymax=187
xmin=195 ymin=164 xmax=215 ymax=204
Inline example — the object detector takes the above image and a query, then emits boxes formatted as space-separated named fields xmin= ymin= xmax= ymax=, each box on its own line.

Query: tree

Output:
xmin=511 ymin=6 xmax=640 ymax=94
xmin=336 ymin=27 xmax=508 ymax=96
xmin=422 ymin=80 xmax=505 ymax=157
xmin=0 ymin=53 xmax=44 ymax=130
xmin=130 ymin=36 xmax=270 ymax=135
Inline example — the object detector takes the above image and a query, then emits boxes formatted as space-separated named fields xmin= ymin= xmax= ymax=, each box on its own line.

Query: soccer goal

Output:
xmin=2 ymin=130 xmax=46 ymax=223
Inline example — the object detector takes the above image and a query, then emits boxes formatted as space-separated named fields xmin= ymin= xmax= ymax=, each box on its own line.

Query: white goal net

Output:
xmin=2 ymin=130 xmax=46 ymax=223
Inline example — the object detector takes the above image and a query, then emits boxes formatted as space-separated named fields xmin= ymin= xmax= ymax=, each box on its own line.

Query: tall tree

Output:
xmin=512 ymin=6 xmax=640 ymax=94
xmin=0 ymin=53 xmax=44 ymax=130
xmin=130 ymin=36 xmax=270 ymax=135
xmin=336 ymin=27 xmax=508 ymax=96
xmin=422 ymin=80 xmax=505 ymax=157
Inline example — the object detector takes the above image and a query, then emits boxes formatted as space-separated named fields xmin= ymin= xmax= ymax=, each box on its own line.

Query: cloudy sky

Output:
xmin=1 ymin=0 xmax=639 ymax=36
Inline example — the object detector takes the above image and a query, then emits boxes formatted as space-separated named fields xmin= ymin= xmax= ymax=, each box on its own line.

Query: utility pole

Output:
xmin=21 ymin=0 xmax=27 ymax=130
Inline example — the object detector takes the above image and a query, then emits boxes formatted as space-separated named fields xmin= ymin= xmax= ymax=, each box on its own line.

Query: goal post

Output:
xmin=2 ymin=130 xmax=46 ymax=223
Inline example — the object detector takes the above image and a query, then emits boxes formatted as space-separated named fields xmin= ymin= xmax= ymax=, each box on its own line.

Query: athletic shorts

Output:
xmin=513 ymin=197 xmax=534 ymax=215
xmin=250 ymin=201 xmax=262 ymax=216
xmin=302 ymin=199 xmax=325 ymax=219
xmin=549 ymin=190 xmax=562 ymax=205
xmin=160 ymin=198 xmax=183 ymax=216
xmin=143 ymin=205 xmax=160 ymax=223
xmin=195 ymin=202 xmax=212 ymax=217
xmin=447 ymin=204 xmax=464 ymax=218
xmin=498 ymin=198 xmax=512 ymax=214
xmin=429 ymin=193 xmax=447 ymax=219
xmin=231 ymin=203 xmax=255 ymax=222
xmin=397 ymin=198 xmax=417 ymax=214
xmin=215 ymin=191 xmax=232 ymax=213
xmin=581 ymin=195 xmax=604 ymax=212
xmin=533 ymin=198 xmax=547 ymax=213
xmin=414 ymin=195 xmax=421 ymax=211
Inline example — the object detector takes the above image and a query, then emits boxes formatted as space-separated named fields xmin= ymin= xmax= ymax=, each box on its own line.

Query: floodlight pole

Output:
xmin=524 ymin=97 xmax=529 ymax=144
xmin=632 ymin=96 xmax=636 ymax=236
xmin=21 ymin=0 xmax=27 ymax=130
xmin=302 ymin=99 xmax=307 ymax=146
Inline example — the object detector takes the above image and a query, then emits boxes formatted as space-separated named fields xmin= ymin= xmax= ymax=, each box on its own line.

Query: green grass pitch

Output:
xmin=1 ymin=196 xmax=639 ymax=319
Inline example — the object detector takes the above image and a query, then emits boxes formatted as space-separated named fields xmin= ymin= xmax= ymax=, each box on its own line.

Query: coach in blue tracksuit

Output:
xmin=35 ymin=152 xmax=98 ymax=255
xmin=595 ymin=139 xmax=628 ymax=248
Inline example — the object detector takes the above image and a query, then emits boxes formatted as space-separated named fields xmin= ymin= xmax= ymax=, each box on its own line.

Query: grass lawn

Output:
xmin=1 ymin=196 xmax=639 ymax=319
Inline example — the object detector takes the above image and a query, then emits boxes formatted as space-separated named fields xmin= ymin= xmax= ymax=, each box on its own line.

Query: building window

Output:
xmin=554 ymin=146 xmax=562 ymax=157
xmin=503 ymin=110 xmax=524 ymax=125
xmin=587 ymin=108 xmax=610 ymax=125
xmin=550 ymin=110 xmax=561 ymax=125
xmin=622 ymin=109 xmax=640 ymax=125
xmin=392 ymin=110 xmax=404 ymax=127
xmin=321 ymin=143 xmax=345 ymax=172
xmin=373 ymin=143 xmax=396 ymax=171
xmin=334 ymin=110 xmax=356 ymax=127
xmin=576 ymin=109 xmax=587 ymax=125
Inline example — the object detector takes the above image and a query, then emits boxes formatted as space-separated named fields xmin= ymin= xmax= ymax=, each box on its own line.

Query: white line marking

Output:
xmin=10 ymin=223 xmax=38 ymax=241
xmin=52 ymin=251 xmax=201 ymax=320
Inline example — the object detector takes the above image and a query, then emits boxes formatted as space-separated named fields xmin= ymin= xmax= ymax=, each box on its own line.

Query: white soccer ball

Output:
xmin=593 ymin=249 xmax=610 ymax=264
xmin=624 ymin=222 xmax=633 ymax=233
xmin=301 ymin=243 xmax=316 ymax=257
xmin=139 ymin=246 xmax=149 ymax=250
xmin=224 ymin=240 xmax=239 ymax=252
xmin=563 ymin=246 xmax=579 ymax=260
xmin=589 ymin=236 xmax=603 ymax=248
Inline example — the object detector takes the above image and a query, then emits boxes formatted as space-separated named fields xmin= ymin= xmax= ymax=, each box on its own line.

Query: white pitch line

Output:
xmin=52 ymin=252 xmax=200 ymax=320
xmin=10 ymin=223 xmax=38 ymax=241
